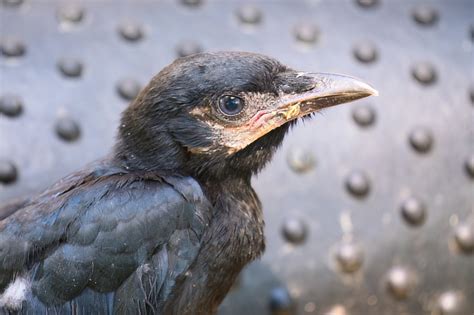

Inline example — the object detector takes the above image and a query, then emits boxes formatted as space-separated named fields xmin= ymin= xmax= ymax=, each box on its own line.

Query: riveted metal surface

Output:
xmin=1 ymin=1 xmax=473 ymax=314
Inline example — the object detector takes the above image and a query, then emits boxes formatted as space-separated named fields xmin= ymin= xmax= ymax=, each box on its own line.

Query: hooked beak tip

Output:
xmin=357 ymin=80 xmax=379 ymax=97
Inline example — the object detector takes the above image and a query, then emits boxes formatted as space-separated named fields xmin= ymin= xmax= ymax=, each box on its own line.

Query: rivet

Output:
xmin=55 ymin=117 xmax=81 ymax=142
xmin=294 ymin=23 xmax=319 ymax=44
xmin=355 ymin=0 xmax=378 ymax=9
xmin=269 ymin=287 xmax=294 ymax=315
xmin=386 ymin=266 xmax=415 ymax=299
xmin=367 ymin=295 xmax=378 ymax=306
xmin=304 ymin=302 xmax=316 ymax=313
xmin=470 ymin=25 xmax=474 ymax=42
xmin=353 ymin=41 xmax=378 ymax=63
xmin=176 ymin=41 xmax=203 ymax=58
xmin=57 ymin=58 xmax=83 ymax=78
xmin=335 ymin=242 xmax=364 ymax=273
xmin=0 ymin=160 xmax=18 ymax=184
xmin=400 ymin=197 xmax=426 ymax=226
xmin=345 ymin=171 xmax=370 ymax=198
xmin=0 ymin=94 xmax=23 ymax=117
xmin=469 ymin=86 xmax=474 ymax=105
xmin=454 ymin=223 xmax=474 ymax=253
xmin=409 ymin=127 xmax=433 ymax=153
xmin=236 ymin=5 xmax=262 ymax=25
xmin=180 ymin=0 xmax=202 ymax=7
xmin=286 ymin=148 xmax=315 ymax=173
xmin=437 ymin=291 xmax=465 ymax=315
xmin=0 ymin=37 xmax=26 ymax=57
xmin=57 ymin=4 xmax=85 ymax=24
xmin=352 ymin=104 xmax=376 ymax=127
xmin=412 ymin=5 xmax=439 ymax=26
xmin=325 ymin=305 xmax=348 ymax=315
xmin=282 ymin=217 xmax=308 ymax=244
xmin=118 ymin=21 xmax=144 ymax=42
xmin=465 ymin=154 xmax=474 ymax=178
xmin=116 ymin=78 xmax=141 ymax=101
xmin=412 ymin=62 xmax=437 ymax=85
xmin=1 ymin=0 xmax=23 ymax=7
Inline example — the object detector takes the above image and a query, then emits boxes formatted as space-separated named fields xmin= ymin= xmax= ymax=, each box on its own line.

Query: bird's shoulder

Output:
xmin=0 ymin=159 xmax=212 ymax=308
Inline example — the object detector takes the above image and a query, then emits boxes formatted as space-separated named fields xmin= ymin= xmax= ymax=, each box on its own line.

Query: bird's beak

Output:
xmin=217 ymin=72 xmax=377 ymax=154
xmin=246 ymin=73 xmax=378 ymax=133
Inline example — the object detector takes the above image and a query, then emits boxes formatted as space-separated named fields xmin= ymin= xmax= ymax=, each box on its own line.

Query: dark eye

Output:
xmin=218 ymin=95 xmax=244 ymax=116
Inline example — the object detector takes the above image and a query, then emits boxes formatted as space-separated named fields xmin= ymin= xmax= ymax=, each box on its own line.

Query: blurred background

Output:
xmin=0 ymin=0 xmax=473 ymax=314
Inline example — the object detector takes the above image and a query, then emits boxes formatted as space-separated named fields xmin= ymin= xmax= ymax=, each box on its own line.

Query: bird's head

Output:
xmin=115 ymin=52 xmax=377 ymax=180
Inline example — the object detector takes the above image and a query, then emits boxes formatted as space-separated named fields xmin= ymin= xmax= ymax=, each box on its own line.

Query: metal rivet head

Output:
xmin=269 ymin=287 xmax=294 ymax=315
xmin=57 ymin=58 xmax=83 ymax=78
xmin=437 ymin=291 xmax=466 ymax=315
xmin=355 ymin=0 xmax=378 ymax=8
xmin=286 ymin=148 xmax=315 ymax=173
xmin=352 ymin=105 xmax=376 ymax=127
xmin=282 ymin=217 xmax=308 ymax=244
xmin=470 ymin=25 xmax=474 ymax=42
xmin=0 ymin=160 xmax=18 ymax=184
xmin=353 ymin=41 xmax=378 ymax=63
xmin=324 ymin=305 xmax=348 ymax=315
xmin=412 ymin=62 xmax=437 ymax=85
xmin=304 ymin=302 xmax=316 ymax=313
xmin=180 ymin=0 xmax=202 ymax=7
xmin=469 ymin=87 xmax=474 ymax=105
xmin=55 ymin=117 xmax=81 ymax=142
xmin=0 ymin=94 xmax=23 ymax=117
xmin=116 ymin=78 xmax=141 ymax=101
xmin=118 ymin=21 xmax=144 ymax=42
xmin=400 ymin=197 xmax=426 ymax=226
xmin=335 ymin=242 xmax=364 ymax=273
xmin=236 ymin=5 xmax=262 ymax=25
xmin=465 ymin=154 xmax=474 ymax=178
xmin=294 ymin=23 xmax=319 ymax=44
xmin=367 ymin=295 xmax=378 ymax=306
xmin=386 ymin=266 xmax=415 ymax=299
xmin=1 ymin=0 xmax=23 ymax=7
xmin=454 ymin=223 xmax=474 ymax=253
xmin=345 ymin=171 xmax=370 ymax=198
xmin=176 ymin=41 xmax=203 ymax=58
xmin=409 ymin=127 xmax=433 ymax=153
xmin=57 ymin=4 xmax=85 ymax=24
xmin=412 ymin=5 xmax=439 ymax=26
xmin=0 ymin=37 xmax=26 ymax=57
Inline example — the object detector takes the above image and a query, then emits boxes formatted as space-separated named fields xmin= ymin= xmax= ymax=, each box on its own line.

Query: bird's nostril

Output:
xmin=280 ymin=84 xmax=292 ymax=94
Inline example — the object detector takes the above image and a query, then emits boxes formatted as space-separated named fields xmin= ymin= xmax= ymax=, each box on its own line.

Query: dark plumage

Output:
xmin=0 ymin=52 xmax=376 ymax=314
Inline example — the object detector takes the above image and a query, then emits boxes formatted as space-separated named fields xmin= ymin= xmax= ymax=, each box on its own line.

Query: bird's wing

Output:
xmin=0 ymin=166 xmax=212 ymax=313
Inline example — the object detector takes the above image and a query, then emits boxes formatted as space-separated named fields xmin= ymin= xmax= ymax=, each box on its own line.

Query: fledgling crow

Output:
xmin=0 ymin=52 xmax=376 ymax=314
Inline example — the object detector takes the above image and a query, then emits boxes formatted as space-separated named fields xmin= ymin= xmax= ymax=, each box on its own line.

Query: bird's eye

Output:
xmin=218 ymin=95 xmax=244 ymax=116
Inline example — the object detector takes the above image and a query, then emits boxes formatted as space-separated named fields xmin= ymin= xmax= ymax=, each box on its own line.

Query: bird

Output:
xmin=0 ymin=51 xmax=376 ymax=314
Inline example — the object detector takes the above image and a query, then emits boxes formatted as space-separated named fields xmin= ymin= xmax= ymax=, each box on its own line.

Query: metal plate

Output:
xmin=1 ymin=0 xmax=473 ymax=314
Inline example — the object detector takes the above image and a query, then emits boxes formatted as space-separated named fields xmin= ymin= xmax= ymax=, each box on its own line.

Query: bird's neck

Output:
xmin=165 ymin=175 xmax=265 ymax=313
xmin=200 ymin=175 xmax=265 ymax=264
xmin=113 ymin=112 xmax=189 ymax=173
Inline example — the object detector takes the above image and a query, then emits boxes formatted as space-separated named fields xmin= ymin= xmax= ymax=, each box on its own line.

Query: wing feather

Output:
xmin=0 ymin=164 xmax=211 ymax=313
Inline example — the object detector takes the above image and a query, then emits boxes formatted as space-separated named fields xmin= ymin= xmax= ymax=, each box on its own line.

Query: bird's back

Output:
xmin=0 ymin=160 xmax=212 ymax=314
